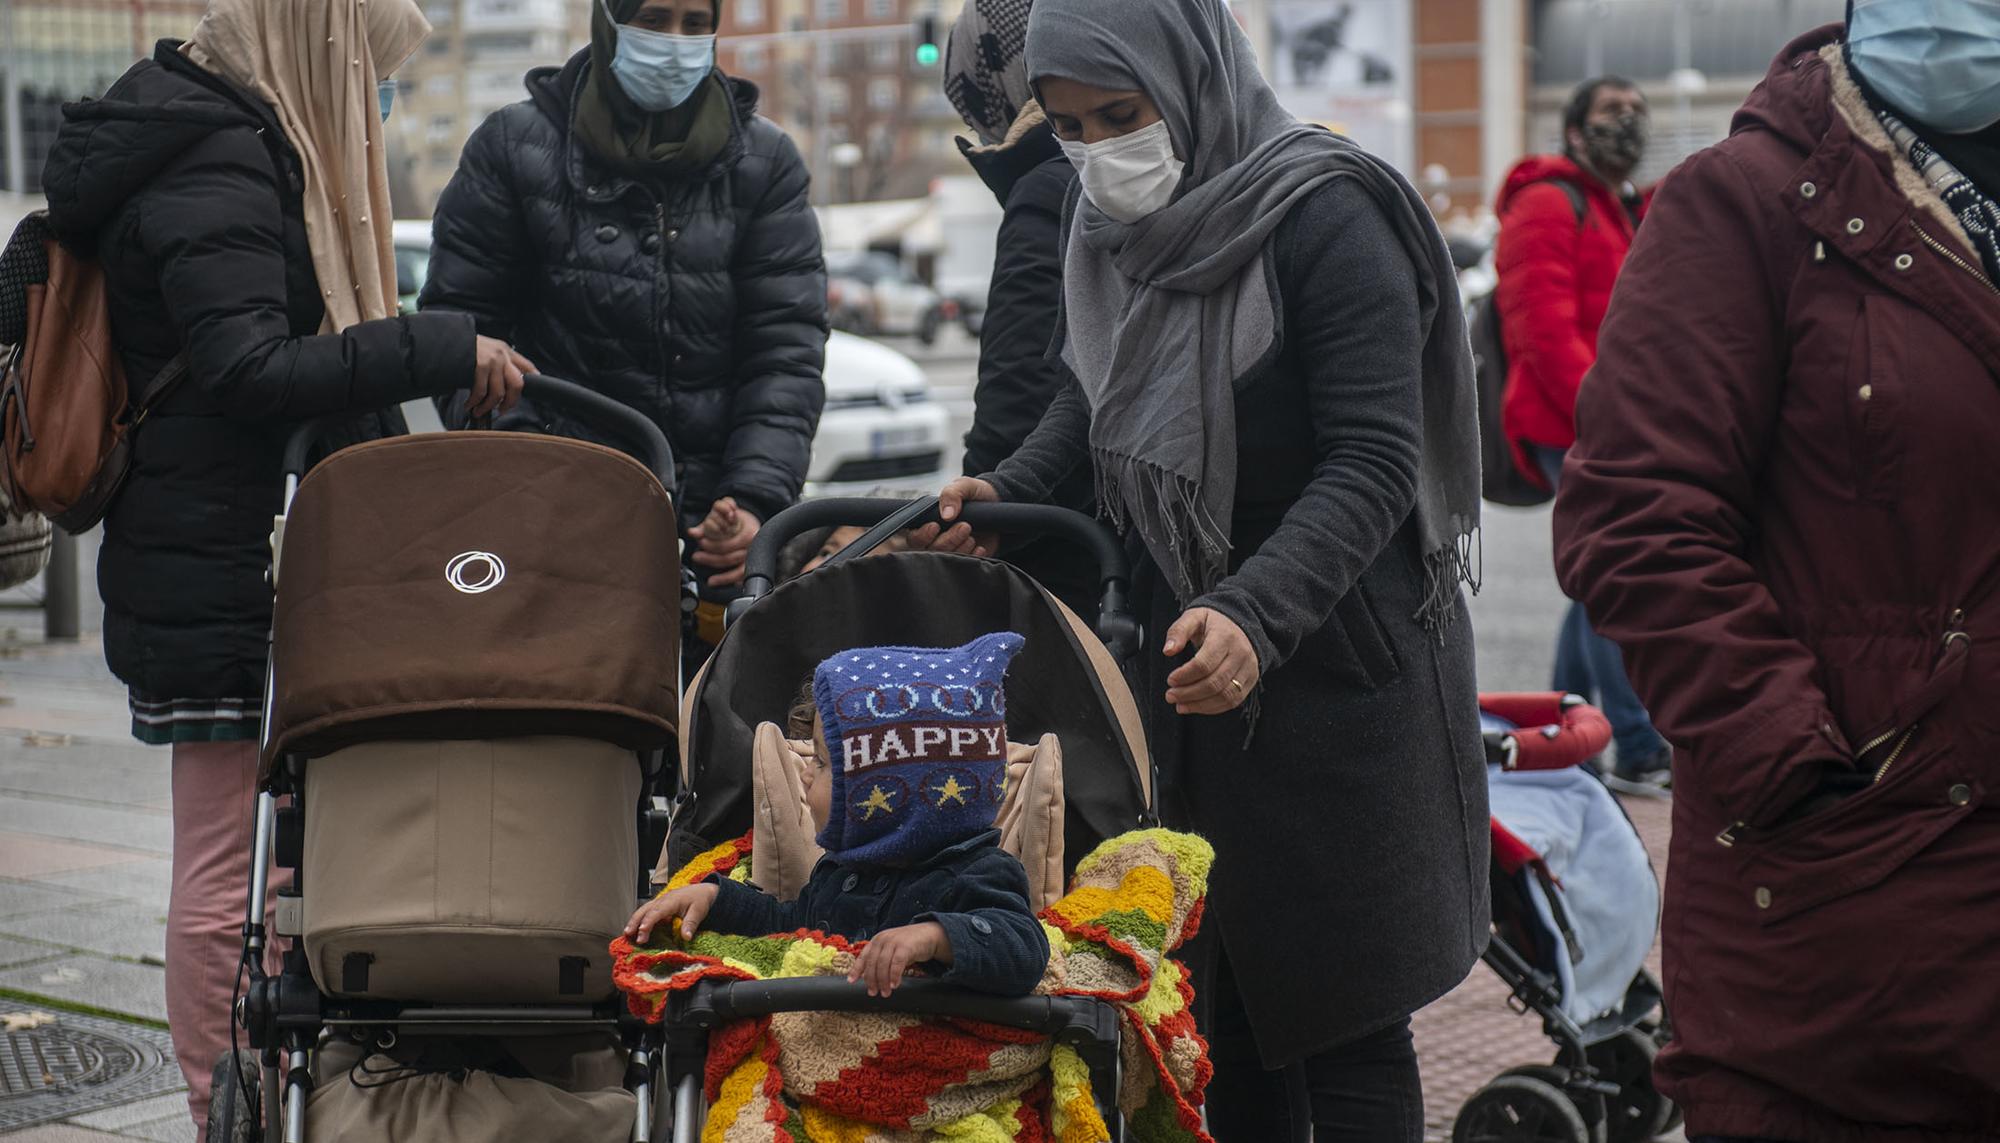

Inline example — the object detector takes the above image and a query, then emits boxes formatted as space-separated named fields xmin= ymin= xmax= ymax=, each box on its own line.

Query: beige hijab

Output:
xmin=183 ymin=0 xmax=429 ymax=333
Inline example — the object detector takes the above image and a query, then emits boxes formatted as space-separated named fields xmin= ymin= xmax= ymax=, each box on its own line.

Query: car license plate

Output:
xmin=869 ymin=426 xmax=930 ymax=456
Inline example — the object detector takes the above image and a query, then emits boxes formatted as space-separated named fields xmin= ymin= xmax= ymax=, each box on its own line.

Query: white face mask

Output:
xmin=1059 ymin=119 xmax=1186 ymax=224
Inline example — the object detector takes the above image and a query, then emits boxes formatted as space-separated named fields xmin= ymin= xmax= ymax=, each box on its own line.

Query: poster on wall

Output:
xmin=1266 ymin=0 xmax=1413 ymax=173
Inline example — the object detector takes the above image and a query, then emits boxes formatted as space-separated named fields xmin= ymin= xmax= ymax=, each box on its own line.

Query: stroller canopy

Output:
xmin=266 ymin=432 xmax=682 ymax=771
xmin=679 ymin=552 xmax=1153 ymax=873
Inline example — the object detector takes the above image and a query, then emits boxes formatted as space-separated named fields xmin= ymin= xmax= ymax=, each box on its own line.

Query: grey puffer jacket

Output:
xmin=421 ymin=51 xmax=827 ymax=529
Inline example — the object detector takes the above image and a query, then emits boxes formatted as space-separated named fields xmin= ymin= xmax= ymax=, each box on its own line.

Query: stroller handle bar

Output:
xmin=671 ymin=977 xmax=1121 ymax=1046
xmin=279 ymin=373 xmax=678 ymax=493
xmin=738 ymin=498 xmax=1143 ymax=661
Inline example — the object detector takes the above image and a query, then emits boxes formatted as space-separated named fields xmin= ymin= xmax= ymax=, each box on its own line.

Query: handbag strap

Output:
xmin=130 ymin=351 xmax=190 ymax=414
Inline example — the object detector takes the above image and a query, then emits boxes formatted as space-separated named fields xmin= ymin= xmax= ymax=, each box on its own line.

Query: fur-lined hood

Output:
xmin=1733 ymin=24 xmax=1979 ymax=263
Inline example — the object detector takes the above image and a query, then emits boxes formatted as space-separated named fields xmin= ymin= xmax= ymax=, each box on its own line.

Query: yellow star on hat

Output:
xmin=857 ymin=785 xmax=898 ymax=820
xmin=932 ymin=775 xmax=971 ymax=807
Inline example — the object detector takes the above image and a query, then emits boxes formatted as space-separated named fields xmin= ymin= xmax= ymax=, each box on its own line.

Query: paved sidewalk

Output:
xmin=0 ymin=506 xmax=1681 ymax=1141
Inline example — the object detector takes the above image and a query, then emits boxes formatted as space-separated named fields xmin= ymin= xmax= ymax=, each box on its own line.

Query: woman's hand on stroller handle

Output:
xmin=626 ymin=882 xmax=719 ymax=945
xmin=469 ymin=336 xmax=533 ymax=419
xmin=913 ymin=477 xmax=1001 ymax=557
xmin=1164 ymin=608 xmax=1261 ymax=716
xmin=850 ymin=922 xmax=950 ymax=998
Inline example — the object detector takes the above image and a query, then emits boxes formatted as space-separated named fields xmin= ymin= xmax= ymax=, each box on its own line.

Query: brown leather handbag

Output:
xmin=0 ymin=211 xmax=186 ymax=535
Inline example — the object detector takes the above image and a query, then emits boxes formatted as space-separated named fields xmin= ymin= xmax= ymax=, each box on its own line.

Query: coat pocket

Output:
xmin=1844 ymin=295 xmax=1910 ymax=504
xmin=1292 ymin=583 xmax=1404 ymax=691
xmin=1738 ymin=741 xmax=1976 ymax=926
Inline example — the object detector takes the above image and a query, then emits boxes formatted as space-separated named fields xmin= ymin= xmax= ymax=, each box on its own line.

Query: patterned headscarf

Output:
xmin=945 ymin=0 xmax=1037 ymax=146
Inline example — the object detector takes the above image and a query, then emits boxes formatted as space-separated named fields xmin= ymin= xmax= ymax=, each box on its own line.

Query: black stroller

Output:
xmin=653 ymin=497 xmax=1160 ymax=1142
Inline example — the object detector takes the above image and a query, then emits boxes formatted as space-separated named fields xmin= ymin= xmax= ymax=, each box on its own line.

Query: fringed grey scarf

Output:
xmin=1025 ymin=0 xmax=1482 ymax=628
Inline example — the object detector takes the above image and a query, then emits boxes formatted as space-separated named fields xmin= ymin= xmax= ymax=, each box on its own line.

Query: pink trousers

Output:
xmin=167 ymin=740 xmax=280 ymax=1134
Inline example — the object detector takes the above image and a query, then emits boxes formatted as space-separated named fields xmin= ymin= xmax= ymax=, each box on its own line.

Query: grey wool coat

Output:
xmin=990 ymin=177 xmax=1489 ymax=1065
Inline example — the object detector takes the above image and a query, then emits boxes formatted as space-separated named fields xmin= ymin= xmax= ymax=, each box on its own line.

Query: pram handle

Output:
xmin=278 ymin=374 xmax=677 ymax=493
xmin=738 ymin=498 xmax=1143 ymax=661
xmin=671 ymin=977 xmax=1120 ymax=1047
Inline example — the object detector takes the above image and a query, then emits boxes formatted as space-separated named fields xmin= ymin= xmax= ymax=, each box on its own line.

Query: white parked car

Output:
xmin=808 ymin=331 xmax=951 ymax=497
xmin=390 ymin=222 xmax=950 ymax=499
xmin=826 ymin=250 xmax=954 ymax=344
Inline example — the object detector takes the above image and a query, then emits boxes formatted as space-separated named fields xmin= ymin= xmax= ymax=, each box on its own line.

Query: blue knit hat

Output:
xmin=813 ymin=632 xmax=1026 ymax=867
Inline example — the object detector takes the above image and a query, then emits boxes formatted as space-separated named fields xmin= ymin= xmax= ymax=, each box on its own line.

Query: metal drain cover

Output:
xmin=0 ymin=999 xmax=181 ymax=1130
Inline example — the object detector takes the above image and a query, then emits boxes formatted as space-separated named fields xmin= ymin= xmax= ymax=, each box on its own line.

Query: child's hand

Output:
xmin=623 ymin=883 xmax=720 ymax=945
xmin=850 ymin=922 xmax=949 ymax=997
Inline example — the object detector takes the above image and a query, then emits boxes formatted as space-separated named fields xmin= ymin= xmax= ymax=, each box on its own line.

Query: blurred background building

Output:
xmin=4 ymin=0 xmax=1851 ymax=219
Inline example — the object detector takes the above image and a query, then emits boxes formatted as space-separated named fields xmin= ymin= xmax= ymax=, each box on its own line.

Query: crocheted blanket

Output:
xmin=610 ymin=829 xmax=1214 ymax=1143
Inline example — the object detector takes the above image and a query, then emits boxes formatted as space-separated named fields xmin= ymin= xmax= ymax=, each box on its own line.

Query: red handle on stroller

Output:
xmin=1481 ymin=692 xmax=1612 ymax=771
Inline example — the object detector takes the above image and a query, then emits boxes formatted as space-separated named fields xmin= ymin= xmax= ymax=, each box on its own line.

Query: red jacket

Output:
xmin=1494 ymin=154 xmax=1646 ymax=476
xmin=1555 ymin=27 xmax=2000 ymax=1142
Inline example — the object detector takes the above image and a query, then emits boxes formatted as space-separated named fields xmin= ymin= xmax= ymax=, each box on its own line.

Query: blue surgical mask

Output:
xmin=602 ymin=0 xmax=716 ymax=112
xmin=1848 ymin=0 xmax=2000 ymax=134
xmin=378 ymin=79 xmax=396 ymax=123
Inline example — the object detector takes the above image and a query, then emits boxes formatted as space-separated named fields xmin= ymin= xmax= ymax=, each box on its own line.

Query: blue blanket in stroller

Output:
xmin=1484 ymin=724 xmax=1661 ymax=1026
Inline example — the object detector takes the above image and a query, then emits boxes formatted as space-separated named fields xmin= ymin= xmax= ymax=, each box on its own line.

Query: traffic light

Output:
xmin=914 ymin=15 xmax=940 ymax=67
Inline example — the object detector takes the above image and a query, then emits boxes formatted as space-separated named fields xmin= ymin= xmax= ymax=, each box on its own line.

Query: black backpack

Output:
xmin=1471 ymin=178 xmax=1588 ymax=508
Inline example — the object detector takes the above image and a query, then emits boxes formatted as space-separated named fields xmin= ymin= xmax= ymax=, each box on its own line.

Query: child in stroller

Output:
xmin=626 ymin=633 xmax=1048 ymax=999
xmin=625 ymin=498 xmax=1201 ymax=1143
xmin=1452 ymin=692 xmax=1679 ymax=1143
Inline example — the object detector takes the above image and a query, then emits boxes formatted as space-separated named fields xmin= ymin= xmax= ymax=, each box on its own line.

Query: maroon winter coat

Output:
xmin=1554 ymin=27 xmax=2000 ymax=1142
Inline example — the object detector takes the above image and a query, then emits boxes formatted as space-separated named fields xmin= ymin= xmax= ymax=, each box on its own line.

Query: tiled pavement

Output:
xmin=0 ymin=504 xmax=1680 ymax=1141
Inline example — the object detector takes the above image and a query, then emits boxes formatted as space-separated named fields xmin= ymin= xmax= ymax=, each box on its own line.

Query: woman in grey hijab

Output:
xmin=926 ymin=0 xmax=1489 ymax=1136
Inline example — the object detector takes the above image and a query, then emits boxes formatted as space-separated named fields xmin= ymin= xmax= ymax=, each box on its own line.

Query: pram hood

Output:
xmin=675 ymin=552 xmax=1153 ymax=877
xmin=264 ymin=432 xmax=682 ymax=773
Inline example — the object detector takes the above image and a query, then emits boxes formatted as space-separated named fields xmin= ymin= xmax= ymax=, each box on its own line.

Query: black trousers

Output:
xmin=1197 ymin=936 xmax=1425 ymax=1143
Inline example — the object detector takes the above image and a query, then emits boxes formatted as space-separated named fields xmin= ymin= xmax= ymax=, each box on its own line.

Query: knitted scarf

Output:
xmin=612 ymin=829 xmax=1215 ymax=1143
xmin=1877 ymin=105 xmax=2000 ymax=284
xmin=575 ymin=0 xmax=732 ymax=179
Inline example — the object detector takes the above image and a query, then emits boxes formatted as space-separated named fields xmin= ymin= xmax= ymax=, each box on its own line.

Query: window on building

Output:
xmin=424 ymin=74 xmax=458 ymax=97
xmin=734 ymin=43 xmax=769 ymax=73
xmin=735 ymin=0 xmax=765 ymax=25
xmin=868 ymin=78 xmax=897 ymax=110
xmin=823 ymin=81 xmax=850 ymax=115
xmin=868 ymin=38 xmax=898 ymax=69
xmin=427 ymin=35 xmax=453 ymax=55
xmin=425 ymin=2 xmax=454 ymax=25
xmin=817 ymin=0 xmax=845 ymax=22
xmin=866 ymin=0 xmax=895 ymax=18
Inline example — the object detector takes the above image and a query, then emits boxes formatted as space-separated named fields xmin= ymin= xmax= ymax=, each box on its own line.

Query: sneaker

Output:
xmin=1602 ymin=747 xmax=1672 ymax=798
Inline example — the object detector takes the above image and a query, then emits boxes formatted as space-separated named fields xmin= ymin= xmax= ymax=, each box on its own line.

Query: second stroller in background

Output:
xmin=1453 ymin=692 xmax=1678 ymax=1143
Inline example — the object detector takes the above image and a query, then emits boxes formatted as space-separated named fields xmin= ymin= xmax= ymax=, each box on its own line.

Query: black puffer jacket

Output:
xmin=39 ymin=42 xmax=474 ymax=705
xmin=957 ymin=119 xmax=1097 ymax=614
xmin=421 ymin=52 xmax=827 ymax=529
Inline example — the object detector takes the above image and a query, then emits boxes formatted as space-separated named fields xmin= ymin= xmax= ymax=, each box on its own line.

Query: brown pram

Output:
xmin=212 ymin=376 xmax=684 ymax=1142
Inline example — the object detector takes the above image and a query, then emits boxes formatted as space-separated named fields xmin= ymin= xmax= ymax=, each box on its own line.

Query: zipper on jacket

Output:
xmin=1870 ymin=725 xmax=1918 ymax=784
xmin=1912 ymin=222 xmax=2000 ymax=296
xmin=654 ymin=198 xmax=671 ymax=382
